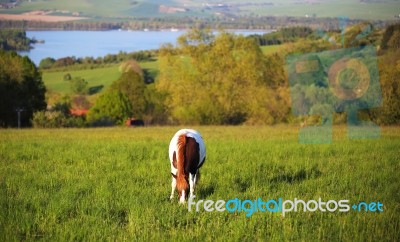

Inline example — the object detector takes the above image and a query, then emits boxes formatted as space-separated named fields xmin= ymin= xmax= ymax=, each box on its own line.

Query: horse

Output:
xmin=169 ymin=129 xmax=206 ymax=203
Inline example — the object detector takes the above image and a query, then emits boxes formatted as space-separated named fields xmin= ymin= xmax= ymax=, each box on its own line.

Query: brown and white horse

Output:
xmin=169 ymin=129 xmax=206 ymax=203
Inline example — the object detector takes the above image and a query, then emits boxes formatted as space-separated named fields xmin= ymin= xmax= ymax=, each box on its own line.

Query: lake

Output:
xmin=21 ymin=30 xmax=269 ymax=65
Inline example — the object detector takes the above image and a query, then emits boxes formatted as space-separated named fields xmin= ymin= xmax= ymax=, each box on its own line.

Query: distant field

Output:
xmin=0 ymin=13 xmax=87 ymax=22
xmin=42 ymin=60 xmax=158 ymax=95
xmin=42 ymin=65 xmax=121 ymax=94
xmin=0 ymin=126 xmax=399 ymax=240
xmin=242 ymin=0 xmax=400 ymax=20
xmin=1 ymin=0 xmax=398 ymax=20
xmin=260 ymin=45 xmax=283 ymax=55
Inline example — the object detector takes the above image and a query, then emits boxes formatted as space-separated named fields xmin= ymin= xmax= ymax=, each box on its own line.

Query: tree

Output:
xmin=0 ymin=30 xmax=32 ymax=51
xmin=381 ymin=23 xmax=400 ymax=50
xmin=70 ymin=77 xmax=88 ymax=94
xmin=119 ymin=60 xmax=143 ymax=76
xmin=370 ymin=49 xmax=400 ymax=125
xmin=157 ymin=29 xmax=273 ymax=124
xmin=39 ymin=57 xmax=56 ymax=69
xmin=143 ymin=83 xmax=168 ymax=124
xmin=63 ymin=73 xmax=72 ymax=81
xmin=109 ymin=70 xmax=146 ymax=118
xmin=86 ymin=90 xmax=132 ymax=125
xmin=0 ymin=51 xmax=46 ymax=127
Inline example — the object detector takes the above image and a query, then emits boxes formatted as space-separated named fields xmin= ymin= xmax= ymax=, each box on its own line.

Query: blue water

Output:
xmin=21 ymin=30 xmax=269 ymax=65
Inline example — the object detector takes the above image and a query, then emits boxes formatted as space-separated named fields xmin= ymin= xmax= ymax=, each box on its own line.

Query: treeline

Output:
xmin=0 ymin=16 xmax=393 ymax=31
xmin=249 ymin=26 xmax=315 ymax=46
xmin=39 ymin=50 xmax=157 ymax=70
xmin=0 ymin=20 xmax=121 ymax=31
xmin=0 ymin=29 xmax=33 ymax=51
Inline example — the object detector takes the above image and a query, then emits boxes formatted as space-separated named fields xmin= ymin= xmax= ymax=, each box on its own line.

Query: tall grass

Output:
xmin=0 ymin=126 xmax=399 ymax=241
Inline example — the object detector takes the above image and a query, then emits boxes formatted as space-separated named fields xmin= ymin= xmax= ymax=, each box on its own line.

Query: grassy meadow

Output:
xmin=42 ymin=65 xmax=121 ymax=94
xmin=42 ymin=60 xmax=159 ymax=95
xmin=260 ymin=45 xmax=282 ymax=56
xmin=0 ymin=126 xmax=399 ymax=241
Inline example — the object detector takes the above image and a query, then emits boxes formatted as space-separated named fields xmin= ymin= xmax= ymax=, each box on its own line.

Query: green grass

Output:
xmin=42 ymin=65 xmax=121 ymax=94
xmin=42 ymin=60 xmax=158 ymax=95
xmin=0 ymin=126 xmax=399 ymax=241
xmin=260 ymin=44 xmax=283 ymax=55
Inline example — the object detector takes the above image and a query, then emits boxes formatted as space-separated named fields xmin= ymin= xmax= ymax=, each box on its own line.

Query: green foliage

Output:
xmin=143 ymin=83 xmax=168 ymax=124
xmin=0 ymin=126 xmax=399 ymax=240
xmin=340 ymin=23 xmax=383 ymax=48
xmin=39 ymin=57 xmax=56 ymax=69
xmin=70 ymin=76 xmax=88 ymax=94
xmin=109 ymin=70 xmax=146 ymax=118
xmin=381 ymin=23 xmax=400 ymax=50
xmin=63 ymin=73 xmax=72 ymax=81
xmin=0 ymin=29 xmax=32 ymax=51
xmin=158 ymin=29 xmax=281 ymax=125
xmin=249 ymin=26 xmax=315 ymax=46
xmin=370 ymin=49 xmax=400 ymax=124
xmin=32 ymin=96 xmax=86 ymax=128
xmin=52 ymin=95 xmax=72 ymax=115
xmin=0 ymin=51 xmax=46 ymax=127
xmin=32 ymin=110 xmax=86 ymax=128
xmin=86 ymin=90 xmax=132 ymax=125
xmin=39 ymin=50 xmax=157 ymax=71
xmin=53 ymin=57 xmax=76 ymax=68
xmin=118 ymin=60 xmax=143 ymax=76
xmin=32 ymin=110 xmax=69 ymax=128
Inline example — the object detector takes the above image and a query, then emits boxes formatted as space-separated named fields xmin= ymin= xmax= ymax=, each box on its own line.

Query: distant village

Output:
xmin=0 ymin=0 xmax=20 ymax=9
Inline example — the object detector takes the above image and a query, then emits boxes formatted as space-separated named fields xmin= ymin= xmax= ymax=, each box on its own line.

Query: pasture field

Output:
xmin=260 ymin=45 xmax=282 ymax=56
xmin=42 ymin=65 xmax=121 ymax=94
xmin=0 ymin=126 xmax=399 ymax=241
xmin=0 ymin=14 xmax=88 ymax=22
xmin=42 ymin=60 xmax=158 ymax=95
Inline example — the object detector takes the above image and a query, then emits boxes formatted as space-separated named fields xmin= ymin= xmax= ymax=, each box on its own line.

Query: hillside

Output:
xmin=0 ymin=0 xmax=399 ymax=21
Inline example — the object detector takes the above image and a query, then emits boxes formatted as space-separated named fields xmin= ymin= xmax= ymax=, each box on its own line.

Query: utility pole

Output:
xmin=15 ymin=108 xmax=24 ymax=129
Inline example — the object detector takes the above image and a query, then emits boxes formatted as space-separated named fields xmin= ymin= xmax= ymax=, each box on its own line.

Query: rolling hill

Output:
xmin=0 ymin=0 xmax=399 ymax=20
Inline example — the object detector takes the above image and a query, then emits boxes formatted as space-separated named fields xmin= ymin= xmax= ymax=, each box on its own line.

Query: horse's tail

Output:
xmin=176 ymin=133 xmax=188 ymax=192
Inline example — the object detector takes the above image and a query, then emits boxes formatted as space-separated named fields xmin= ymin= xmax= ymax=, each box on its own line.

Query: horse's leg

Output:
xmin=179 ymin=189 xmax=186 ymax=204
xmin=195 ymin=170 xmax=200 ymax=185
xmin=170 ymin=175 xmax=176 ymax=200
xmin=189 ymin=172 xmax=197 ymax=198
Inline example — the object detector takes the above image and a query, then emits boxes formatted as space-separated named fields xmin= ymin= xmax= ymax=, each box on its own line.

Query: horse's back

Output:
xmin=169 ymin=129 xmax=206 ymax=167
